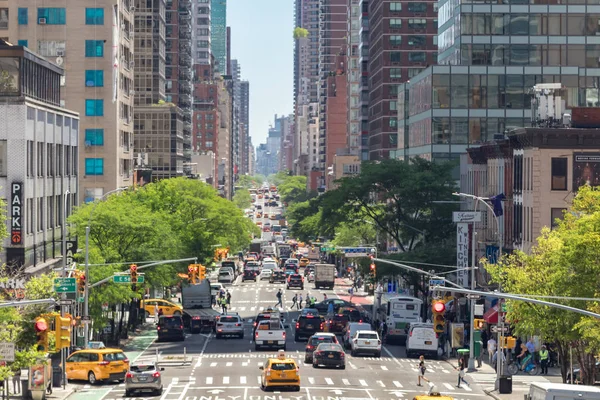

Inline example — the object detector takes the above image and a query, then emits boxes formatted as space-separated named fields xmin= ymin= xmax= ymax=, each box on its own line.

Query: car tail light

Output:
xmin=236 ymin=323 xmax=242 ymax=327
xmin=125 ymin=372 xmax=133 ymax=378
xmin=353 ymin=339 xmax=358 ymax=344
xmin=124 ymin=358 xmax=129 ymax=364
xmin=99 ymin=361 xmax=110 ymax=366
xmin=320 ymin=323 xmax=323 ymax=330
xmin=359 ymin=320 xmax=363 ymax=323
xmin=340 ymin=352 xmax=345 ymax=358
xmin=283 ymin=332 xmax=286 ymax=338
xmin=296 ymin=322 xmax=299 ymax=329
xmin=306 ymin=345 xmax=314 ymax=350
xmin=218 ymin=329 xmax=223 ymax=332
xmin=153 ymin=371 xmax=161 ymax=378
xmin=253 ymin=322 xmax=257 ymax=327
xmin=180 ymin=325 xmax=183 ymax=330
xmin=255 ymin=331 xmax=259 ymax=338
xmin=157 ymin=326 xmax=161 ymax=330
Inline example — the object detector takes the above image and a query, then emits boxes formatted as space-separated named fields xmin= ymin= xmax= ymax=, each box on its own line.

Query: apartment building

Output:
xmin=217 ymin=75 xmax=233 ymax=199
xmin=211 ymin=0 xmax=226 ymax=75
xmin=5 ymin=1 xmax=135 ymax=203
xmin=0 ymin=42 xmax=79 ymax=273
xmin=239 ymin=80 xmax=250 ymax=175
xmin=294 ymin=0 xmax=320 ymax=106
xmin=358 ymin=0 xmax=370 ymax=161
xmin=192 ymin=0 xmax=210 ymax=65
xmin=346 ymin=0 xmax=361 ymax=156
xmin=368 ymin=0 xmax=438 ymax=160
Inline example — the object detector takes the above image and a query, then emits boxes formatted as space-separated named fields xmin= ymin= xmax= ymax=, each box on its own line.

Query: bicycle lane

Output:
xmin=66 ymin=326 xmax=158 ymax=400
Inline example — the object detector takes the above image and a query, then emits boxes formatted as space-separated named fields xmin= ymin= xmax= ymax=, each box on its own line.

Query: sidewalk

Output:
xmin=444 ymin=356 xmax=563 ymax=400
xmin=334 ymin=277 xmax=370 ymax=297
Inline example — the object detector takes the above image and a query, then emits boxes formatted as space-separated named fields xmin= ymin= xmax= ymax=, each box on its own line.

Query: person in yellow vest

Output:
xmin=539 ymin=345 xmax=549 ymax=375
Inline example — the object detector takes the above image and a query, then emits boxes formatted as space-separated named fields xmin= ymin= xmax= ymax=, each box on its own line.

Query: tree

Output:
xmin=293 ymin=27 xmax=309 ymax=39
xmin=236 ymin=175 xmax=264 ymax=189
xmin=483 ymin=185 xmax=600 ymax=384
xmin=332 ymin=222 xmax=377 ymax=247
xmin=232 ymin=189 xmax=252 ymax=209
xmin=321 ymin=158 xmax=458 ymax=252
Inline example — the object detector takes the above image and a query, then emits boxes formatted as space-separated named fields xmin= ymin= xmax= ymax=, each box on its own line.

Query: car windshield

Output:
xmin=271 ymin=362 xmax=296 ymax=371
xmin=219 ymin=316 xmax=239 ymax=323
xmin=103 ymin=352 xmax=127 ymax=362
xmin=358 ymin=333 xmax=378 ymax=339
xmin=219 ymin=271 xmax=231 ymax=275
xmin=317 ymin=344 xmax=340 ymax=351
xmin=131 ymin=364 xmax=156 ymax=373
xmin=311 ymin=336 xmax=335 ymax=345
xmin=159 ymin=317 xmax=182 ymax=328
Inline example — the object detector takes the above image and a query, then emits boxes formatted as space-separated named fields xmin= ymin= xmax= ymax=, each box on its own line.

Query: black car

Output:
xmin=328 ymin=314 xmax=350 ymax=333
xmin=304 ymin=333 xmax=338 ymax=363
xmin=338 ymin=307 xmax=364 ymax=322
xmin=157 ymin=315 xmax=185 ymax=342
xmin=314 ymin=299 xmax=354 ymax=315
xmin=242 ymin=269 xmax=257 ymax=282
xmin=295 ymin=312 xmax=324 ymax=341
xmin=287 ymin=274 xmax=304 ymax=290
xmin=270 ymin=270 xmax=286 ymax=283
xmin=312 ymin=343 xmax=345 ymax=369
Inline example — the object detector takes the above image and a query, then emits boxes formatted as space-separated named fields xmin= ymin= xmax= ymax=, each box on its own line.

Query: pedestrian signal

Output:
xmin=474 ymin=318 xmax=485 ymax=330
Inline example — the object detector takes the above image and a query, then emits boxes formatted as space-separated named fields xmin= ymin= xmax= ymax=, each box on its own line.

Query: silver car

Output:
xmin=125 ymin=363 xmax=163 ymax=397
xmin=216 ymin=313 xmax=244 ymax=338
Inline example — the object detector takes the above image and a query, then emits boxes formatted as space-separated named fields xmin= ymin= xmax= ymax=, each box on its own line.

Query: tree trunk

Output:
xmin=555 ymin=340 xmax=570 ymax=383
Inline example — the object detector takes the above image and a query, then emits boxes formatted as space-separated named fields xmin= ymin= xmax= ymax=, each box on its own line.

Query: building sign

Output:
xmin=453 ymin=211 xmax=481 ymax=223
xmin=573 ymin=153 xmax=600 ymax=191
xmin=11 ymin=182 xmax=23 ymax=245
xmin=0 ymin=278 xmax=27 ymax=299
xmin=65 ymin=240 xmax=78 ymax=266
xmin=456 ymin=223 xmax=469 ymax=287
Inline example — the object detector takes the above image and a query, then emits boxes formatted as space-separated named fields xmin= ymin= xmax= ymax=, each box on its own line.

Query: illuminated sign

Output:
xmin=11 ymin=182 xmax=22 ymax=245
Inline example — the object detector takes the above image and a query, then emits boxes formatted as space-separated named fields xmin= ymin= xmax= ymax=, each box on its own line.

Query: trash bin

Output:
xmin=457 ymin=348 xmax=470 ymax=367
xmin=52 ymin=367 xmax=62 ymax=388
xmin=499 ymin=375 xmax=512 ymax=394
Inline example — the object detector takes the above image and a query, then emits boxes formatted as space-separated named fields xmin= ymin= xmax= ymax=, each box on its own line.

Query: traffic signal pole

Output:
xmin=61 ymin=189 xmax=70 ymax=389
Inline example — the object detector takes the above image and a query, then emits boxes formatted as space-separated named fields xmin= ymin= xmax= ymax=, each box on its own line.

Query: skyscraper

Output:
xmin=211 ymin=0 xmax=227 ymax=75
xmin=192 ymin=0 xmax=211 ymax=65
xmin=5 ymin=1 xmax=135 ymax=203
xmin=346 ymin=0 xmax=361 ymax=156
xmin=359 ymin=0 xmax=370 ymax=161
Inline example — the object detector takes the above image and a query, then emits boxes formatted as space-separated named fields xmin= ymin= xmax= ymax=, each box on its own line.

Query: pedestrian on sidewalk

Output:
xmin=323 ymin=293 xmax=328 ymax=301
xmin=291 ymin=294 xmax=298 ymax=309
xmin=540 ymin=345 xmax=549 ymax=375
xmin=417 ymin=355 xmax=431 ymax=386
xmin=275 ymin=289 xmax=283 ymax=308
xmin=298 ymin=294 xmax=303 ymax=309
xmin=456 ymin=357 xmax=470 ymax=388
xmin=492 ymin=348 xmax=506 ymax=372
xmin=487 ymin=337 xmax=497 ymax=364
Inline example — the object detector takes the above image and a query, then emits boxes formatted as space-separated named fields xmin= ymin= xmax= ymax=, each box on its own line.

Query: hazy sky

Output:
xmin=227 ymin=0 xmax=294 ymax=147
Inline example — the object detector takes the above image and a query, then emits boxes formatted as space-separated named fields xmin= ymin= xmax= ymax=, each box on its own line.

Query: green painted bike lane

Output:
xmin=67 ymin=328 xmax=157 ymax=400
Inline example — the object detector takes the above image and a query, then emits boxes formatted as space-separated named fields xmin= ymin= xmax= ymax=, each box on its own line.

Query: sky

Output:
xmin=227 ymin=0 xmax=294 ymax=147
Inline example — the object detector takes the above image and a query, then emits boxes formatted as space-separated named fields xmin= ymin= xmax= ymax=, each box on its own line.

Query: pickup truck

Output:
xmin=254 ymin=316 xmax=287 ymax=351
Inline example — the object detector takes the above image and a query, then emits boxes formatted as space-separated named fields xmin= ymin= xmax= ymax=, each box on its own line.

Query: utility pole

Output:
xmin=61 ymin=189 xmax=69 ymax=389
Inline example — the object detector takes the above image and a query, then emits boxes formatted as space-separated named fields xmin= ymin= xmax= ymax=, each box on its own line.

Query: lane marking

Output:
xmin=223 ymin=376 xmax=230 ymax=384
xmin=206 ymin=377 xmax=213 ymax=385
xmin=226 ymin=362 xmax=233 ymax=367
xmin=381 ymin=365 xmax=388 ymax=370
xmin=463 ymin=384 xmax=473 ymax=391
xmin=325 ymin=378 xmax=334 ymax=385
xmin=240 ymin=376 xmax=247 ymax=384
xmin=393 ymin=381 xmax=403 ymax=388
xmin=342 ymin=379 xmax=350 ymax=385
xmin=210 ymin=362 xmax=217 ymax=367
xmin=308 ymin=377 xmax=315 ymax=384
xmin=359 ymin=379 xmax=368 ymax=386
xmin=443 ymin=383 xmax=455 ymax=390
xmin=377 ymin=380 xmax=385 ymax=387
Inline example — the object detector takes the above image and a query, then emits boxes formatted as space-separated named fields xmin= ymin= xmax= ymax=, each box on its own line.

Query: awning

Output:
xmin=484 ymin=306 xmax=499 ymax=324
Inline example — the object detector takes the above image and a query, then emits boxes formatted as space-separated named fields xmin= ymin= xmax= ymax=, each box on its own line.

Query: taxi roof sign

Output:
xmin=278 ymin=350 xmax=286 ymax=359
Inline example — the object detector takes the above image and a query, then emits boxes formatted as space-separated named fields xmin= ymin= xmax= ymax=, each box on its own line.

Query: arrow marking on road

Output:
xmin=390 ymin=391 xmax=405 ymax=397
xmin=330 ymin=389 xmax=344 ymax=395
xmin=207 ymin=389 xmax=224 ymax=394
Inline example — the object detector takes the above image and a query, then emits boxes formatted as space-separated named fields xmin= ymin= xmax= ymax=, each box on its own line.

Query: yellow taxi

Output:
xmin=66 ymin=348 xmax=129 ymax=385
xmin=412 ymin=386 xmax=454 ymax=400
xmin=264 ymin=213 xmax=269 ymax=219
xmin=256 ymin=212 xmax=263 ymax=218
xmin=259 ymin=350 xmax=300 ymax=391
xmin=140 ymin=299 xmax=183 ymax=318
xmin=270 ymin=214 xmax=277 ymax=220
xmin=299 ymin=258 xmax=310 ymax=268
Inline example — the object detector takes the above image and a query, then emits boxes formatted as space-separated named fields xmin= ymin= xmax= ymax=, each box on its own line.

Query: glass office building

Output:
xmin=397 ymin=0 xmax=600 ymax=164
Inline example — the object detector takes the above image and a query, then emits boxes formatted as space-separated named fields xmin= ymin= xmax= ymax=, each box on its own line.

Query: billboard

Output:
xmin=573 ymin=153 xmax=600 ymax=191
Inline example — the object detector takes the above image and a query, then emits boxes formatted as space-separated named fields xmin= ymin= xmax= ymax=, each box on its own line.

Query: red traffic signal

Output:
xmin=34 ymin=318 xmax=48 ymax=332
xmin=188 ymin=265 xmax=195 ymax=273
xmin=130 ymin=264 xmax=138 ymax=273
xmin=433 ymin=302 xmax=446 ymax=313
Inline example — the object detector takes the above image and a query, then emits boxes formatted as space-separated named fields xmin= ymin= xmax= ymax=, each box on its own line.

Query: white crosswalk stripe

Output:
xmin=240 ymin=376 xmax=247 ymax=384
xmin=325 ymin=378 xmax=334 ymax=385
xmin=308 ymin=377 xmax=315 ymax=384
xmin=381 ymin=365 xmax=388 ymax=370
xmin=223 ymin=376 xmax=230 ymax=384
xmin=342 ymin=379 xmax=350 ymax=385
xmin=393 ymin=381 xmax=402 ymax=388
xmin=443 ymin=383 xmax=455 ymax=391
xmin=359 ymin=379 xmax=368 ymax=387
xmin=377 ymin=380 xmax=385 ymax=387
xmin=205 ymin=377 xmax=212 ymax=384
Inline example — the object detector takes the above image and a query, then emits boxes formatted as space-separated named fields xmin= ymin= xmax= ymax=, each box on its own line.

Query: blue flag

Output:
xmin=489 ymin=193 xmax=506 ymax=217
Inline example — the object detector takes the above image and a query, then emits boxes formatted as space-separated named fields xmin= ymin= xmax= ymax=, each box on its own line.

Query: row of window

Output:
xmin=389 ymin=2 xmax=436 ymax=13
xmin=24 ymin=194 xmax=74 ymax=235
xmin=17 ymin=7 xmax=104 ymax=25
xmin=390 ymin=18 xmax=435 ymax=30
xmin=458 ymin=13 xmax=600 ymax=36
xmin=26 ymin=141 xmax=77 ymax=178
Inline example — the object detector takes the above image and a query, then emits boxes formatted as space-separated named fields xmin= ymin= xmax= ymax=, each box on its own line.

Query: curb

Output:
xmin=50 ymin=386 xmax=76 ymax=400
xmin=483 ymin=388 xmax=502 ymax=400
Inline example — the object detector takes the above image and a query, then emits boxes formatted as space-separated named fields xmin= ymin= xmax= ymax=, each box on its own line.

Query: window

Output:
xmin=85 ymin=8 xmax=104 ymax=25
xmin=390 ymin=68 xmax=402 ymax=79
xmin=390 ymin=52 xmax=402 ymax=62
xmin=0 ymin=8 xmax=7 ymax=29
xmin=18 ymin=40 xmax=28 ymax=47
xmin=390 ymin=101 xmax=397 ymax=111
xmin=85 ymin=99 xmax=104 ymax=116
xmin=551 ymin=158 xmax=567 ymax=190
xmin=0 ymin=140 xmax=6 ymax=176
xmin=389 ymin=2 xmax=402 ymax=11
xmin=205 ymin=141 xmax=213 ymax=148
xmin=390 ymin=35 xmax=402 ymax=46
xmin=37 ymin=8 xmax=66 ymax=25
xmin=37 ymin=40 xmax=65 ymax=57
xmin=85 ymin=70 xmax=104 ymax=87
xmin=408 ymin=36 xmax=426 ymax=47
xmin=389 ymin=118 xmax=398 ymax=128
xmin=85 ymin=158 xmax=104 ymax=175
xmin=390 ymin=19 xmax=402 ymax=29
xmin=408 ymin=52 xmax=426 ymax=62
xmin=85 ymin=40 xmax=104 ymax=57
xmin=408 ymin=19 xmax=427 ymax=30
xmin=551 ymin=208 xmax=566 ymax=229
xmin=408 ymin=3 xmax=428 ymax=12
xmin=85 ymin=129 xmax=104 ymax=146
xmin=18 ymin=8 xmax=28 ymax=25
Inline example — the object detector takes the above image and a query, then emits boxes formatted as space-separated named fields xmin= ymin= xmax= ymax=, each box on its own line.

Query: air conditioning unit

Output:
xmin=56 ymin=49 xmax=65 ymax=57
xmin=38 ymin=18 xmax=47 ymax=24
xmin=130 ymin=5 xmax=135 ymax=12
xmin=129 ymin=60 xmax=135 ymax=68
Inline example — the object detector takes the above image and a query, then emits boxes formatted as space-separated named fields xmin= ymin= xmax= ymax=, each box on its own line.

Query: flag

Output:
xmin=489 ymin=193 xmax=506 ymax=217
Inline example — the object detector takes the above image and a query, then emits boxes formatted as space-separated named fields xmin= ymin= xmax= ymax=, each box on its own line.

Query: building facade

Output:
xmin=211 ymin=0 xmax=227 ymax=75
xmin=0 ymin=43 xmax=79 ymax=273
xmin=367 ymin=0 xmax=438 ymax=160
xmin=346 ymin=0 xmax=361 ymax=156
xmin=294 ymin=0 xmax=320 ymax=106
xmin=192 ymin=0 xmax=210 ymax=65
xmin=6 ymin=1 xmax=134 ymax=203
xmin=359 ymin=0 xmax=370 ymax=161
xmin=239 ymin=80 xmax=250 ymax=175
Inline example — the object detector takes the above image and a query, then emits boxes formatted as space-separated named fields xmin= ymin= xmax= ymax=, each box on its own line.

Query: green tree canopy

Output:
xmin=293 ymin=27 xmax=309 ymax=39
xmin=233 ymin=189 xmax=252 ymax=210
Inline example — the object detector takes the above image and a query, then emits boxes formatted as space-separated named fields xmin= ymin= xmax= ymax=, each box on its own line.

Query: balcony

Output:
xmin=179 ymin=83 xmax=192 ymax=94
xmin=179 ymin=68 xmax=192 ymax=80
xmin=179 ymin=28 xmax=191 ymax=39
xmin=179 ymin=11 xmax=191 ymax=21
xmin=178 ymin=0 xmax=192 ymax=11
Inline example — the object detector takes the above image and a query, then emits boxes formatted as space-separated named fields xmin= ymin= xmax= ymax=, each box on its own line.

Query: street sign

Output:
xmin=491 ymin=325 xmax=509 ymax=333
xmin=320 ymin=246 xmax=335 ymax=252
xmin=57 ymin=299 xmax=73 ymax=306
xmin=0 ymin=343 xmax=15 ymax=362
xmin=54 ymin=277 xmax=76 ymax=293
xmin=81 ymin=316 xmax=91 ymax=321
xmin=339 ymin=247 xmax=374 ymax=257
xmin=453 ymin=211 xmax=482 ymax=223
xmin=429 ymin=278 xmax=445 ymax=290
xmin=77 ymin=296 xmax=84 ymax=303
xmin=113 ymin=274 xmax=145 ymax=283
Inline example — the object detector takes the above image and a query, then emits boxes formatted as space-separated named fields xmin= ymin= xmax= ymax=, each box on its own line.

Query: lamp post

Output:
xmin=83 ymin=187 xmax=128 ymax=348
xmin=453 ymin=192 xmax=503 ymax=380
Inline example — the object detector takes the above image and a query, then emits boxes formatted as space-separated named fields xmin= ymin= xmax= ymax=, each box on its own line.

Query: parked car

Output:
xmin=350 ymin=330 xmax=381 ymax=357
xmin=312 ymin=343 xmax=345 ymax=369
xmin=125 ymin=362 xmax=164 ymax=397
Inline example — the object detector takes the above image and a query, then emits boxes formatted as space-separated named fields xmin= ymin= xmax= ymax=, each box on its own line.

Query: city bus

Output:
xmin=377 ymin=295 xmax=423 ymax=344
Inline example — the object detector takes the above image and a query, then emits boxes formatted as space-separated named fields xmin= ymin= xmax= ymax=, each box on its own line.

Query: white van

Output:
xmin=342 ymin=322 xmax=372 ymax=349
xmin=405 ymin=323 xmax=438 ymax=358
xmin=527 ymin=382 xmax=600 ymax=400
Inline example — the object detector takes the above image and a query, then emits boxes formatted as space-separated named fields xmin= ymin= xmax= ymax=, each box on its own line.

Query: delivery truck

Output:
xmin=314 ymin=263 xmax=336 ymax=290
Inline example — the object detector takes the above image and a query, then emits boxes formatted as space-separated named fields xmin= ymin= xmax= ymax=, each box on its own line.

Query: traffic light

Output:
xmin=130 ymin=264 xmax=138 ymax=291
xmin=197 ymin=265 xmax=206 ymax=281
xmin=474 ymin=318 xmax=485 ymax=330
xmin=34 ymin=317 xmax=49 ymax=352
xmin=370 ymin=261 xmax=376 ymax=275
xmin=188 ymin=265 xmax=197 ymax=284
xmin=77 ymin=273 xmax=86 ymax=297
xmin=54 ymin=314 xmax=72 ymax=350
xmin=432 ymin=300 xmax=446 ymax=333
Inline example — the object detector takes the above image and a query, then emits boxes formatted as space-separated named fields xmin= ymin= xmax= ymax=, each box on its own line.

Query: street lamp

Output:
xmin=453 ymin=192 xmax=503 ymax=379
xmin=83 ymin=187 xmax=128 ymax=348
